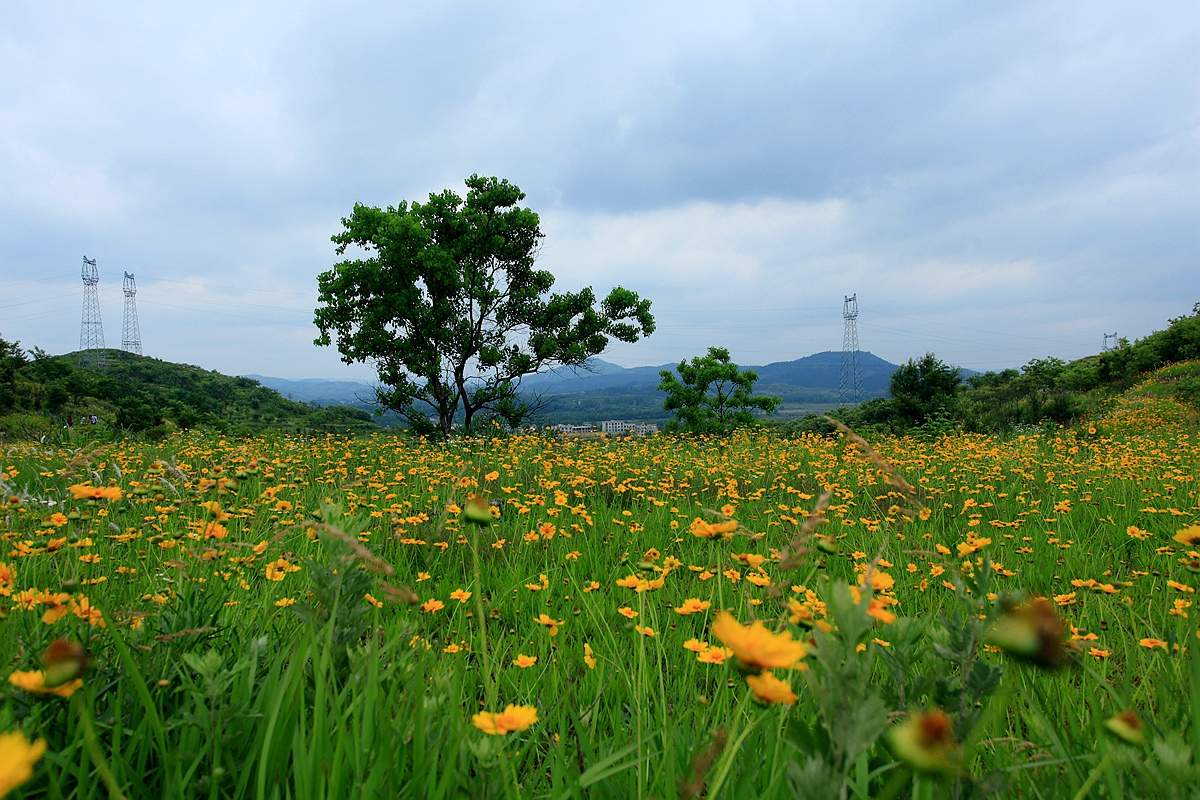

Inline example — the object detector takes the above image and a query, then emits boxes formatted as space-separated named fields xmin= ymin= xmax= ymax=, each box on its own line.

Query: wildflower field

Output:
xmin=1 ymin=389 xmax=1198 ymax=798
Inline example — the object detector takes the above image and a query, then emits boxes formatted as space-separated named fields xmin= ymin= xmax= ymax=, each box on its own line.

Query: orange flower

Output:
xmin=583 ymin=643 xmax=597 ymax=669
xmin=711 ymin=612 xmax=807 ymax=672
xmin=634 ymin=625 xmax=657 ymax=637
xmin=450 ymin=589 xmax=472 ymax=603
xmin=512 ymin=654 xmax=537 ymax=668
xmin=67 ymin=484 xmax=123 ymax=501
xmin=683 ymin=638 xmax=708 ymax=653
xmin=1138 ymin=638 xmax=1168 ymax=650
xmin=674 ymin=598 xmax=713 ymax=615
xmin=421 ymin=599 xmax=444 ymax=613
xmin=696 ymin=646 xmax=733 ymax=664
xmin=690 ymin=519 xmax=738 ymax=539
xmin=745 ymin=671 xmax=797 ymax=705
xmin=472 ymin=704 xmax=539 ymax=735
xmin=618 ymin=606 xmax=638 ymax=619
xmin=535 ymin=613 xmax=564 ymax=636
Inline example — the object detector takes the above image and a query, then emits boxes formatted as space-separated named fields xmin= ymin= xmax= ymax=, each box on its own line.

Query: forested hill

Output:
xmin=0 ymin=347 xmax=380 ymax=439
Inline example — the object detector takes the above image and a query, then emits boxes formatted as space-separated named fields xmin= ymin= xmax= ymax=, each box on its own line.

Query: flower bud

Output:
xmin=1104 ymin=710 xmax=1145 ymax=745
xmin=42 ymin=639 xmax=88 ymax=688
xmin=888 ymin=710 xmax=957 ymax=774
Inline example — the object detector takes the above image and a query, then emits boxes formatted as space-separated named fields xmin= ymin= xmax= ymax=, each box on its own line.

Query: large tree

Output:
xmin=314 ymin=175 xmax=655 ymax=435
xmin=888 ymin=352 xmax=962 ymax=426
xmin=657 ymin=347 xmax=781 ymax=433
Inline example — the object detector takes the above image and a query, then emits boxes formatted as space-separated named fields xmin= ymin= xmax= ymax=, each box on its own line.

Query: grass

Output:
xmin=0 ymin=381 xmax=1197 ymax=798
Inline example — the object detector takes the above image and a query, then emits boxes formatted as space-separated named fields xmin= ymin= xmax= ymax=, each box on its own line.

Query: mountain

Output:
xmin=518 ymin=351 xmax=900 ymax=395
xmin=238 ymin=351 xmax=906 ymax=425
xmin=243 ymin=375 xmax=376 ymax=406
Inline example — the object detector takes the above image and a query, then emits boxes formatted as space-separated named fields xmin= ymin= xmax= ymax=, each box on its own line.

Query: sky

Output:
xmin=1 ymin=1 xmax=1197 ymax=380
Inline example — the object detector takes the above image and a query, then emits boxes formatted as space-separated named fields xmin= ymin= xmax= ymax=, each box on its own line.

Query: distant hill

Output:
xmin=240 ymin=351 xmax=908 ymax=426
xmin=517 ymin=351 xmax=900 ymax=395
xmin=0 ymin=348 xmax=381 ymax=439
xmin=244 ymin=374 xmax=376 ymax=406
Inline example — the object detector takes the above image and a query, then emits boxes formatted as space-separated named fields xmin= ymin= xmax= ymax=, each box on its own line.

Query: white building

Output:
xmin=550 ymin=423 xmax=596 ymax=434
xmin=599 ymin=420 xmax=658 ymax=436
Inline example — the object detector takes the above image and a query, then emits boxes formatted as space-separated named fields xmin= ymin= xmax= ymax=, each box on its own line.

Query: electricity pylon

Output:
xmin=122 ymin=271 xmax=143 ymax=355
xmin=79 ymin=256 xmax=106 ymax=369
xmin=838 ymin=294 xmax=863 ymax=407
xmin=1102 ymin=332 xmax=1118 ymax=352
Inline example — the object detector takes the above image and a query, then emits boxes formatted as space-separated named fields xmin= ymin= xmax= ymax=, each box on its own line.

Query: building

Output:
xmin=550 ymin=423 xmax=596 ymax=434
xmin=599 ymin=420 xmax=658 ymax=436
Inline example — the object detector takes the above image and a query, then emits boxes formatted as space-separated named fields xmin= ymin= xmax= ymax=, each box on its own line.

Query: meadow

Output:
xmin=1 ymin=372 xmax=1198 ymax=799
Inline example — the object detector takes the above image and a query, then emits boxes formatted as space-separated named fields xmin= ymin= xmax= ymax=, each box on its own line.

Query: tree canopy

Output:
xmin=657 ymin=347 xmax=780 ymax=433
xmin=888 ymin=353 xmax=963 ymax=427
xmin=313 ymin=175 xmax=655 ymax=435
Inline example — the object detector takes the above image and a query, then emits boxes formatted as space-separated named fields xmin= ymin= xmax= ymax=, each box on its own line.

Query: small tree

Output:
xmin=314 ymin=175 xmax=655 ymax=435
xmin=888 ymin=353 xmax=962 ymax=427
xmin=658 ymin=347 xmax=781 ymax=433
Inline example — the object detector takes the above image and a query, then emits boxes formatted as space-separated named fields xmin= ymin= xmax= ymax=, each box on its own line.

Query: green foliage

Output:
xmin=657 ymin=346 xmax=781 ymax=433
xmin=888 ymin=352 xmax=963 ymax=427
xmin=0 ymin=333 xmax=29 ymax=413
xmin=314 ymin=174 xmax=655 ymax=435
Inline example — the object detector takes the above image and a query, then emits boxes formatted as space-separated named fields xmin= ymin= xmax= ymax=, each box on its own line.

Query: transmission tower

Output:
xmin=1102 ymin=332 xmax=1118 ymax=352
xmin=79 ymin=256 xmax=106 ymax=369
xmin=121 ymin=271 xmax=143 ymax=355
xmin=838 ymin=294 xmax=863 ymax=407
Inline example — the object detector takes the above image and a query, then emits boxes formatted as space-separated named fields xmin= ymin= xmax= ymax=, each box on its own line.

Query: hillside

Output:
xmin=0 ymin=347 xmax=381 ymax=440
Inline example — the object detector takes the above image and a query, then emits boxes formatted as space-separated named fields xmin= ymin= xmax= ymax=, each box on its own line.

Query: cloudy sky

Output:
xmin=1 ymin=1 xmax=1197 ymax=380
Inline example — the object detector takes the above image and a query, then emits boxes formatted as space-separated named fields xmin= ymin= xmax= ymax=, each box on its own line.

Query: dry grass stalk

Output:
xmin=778 ymin=488 xmax=833 ymax=572
xmin=677 ymin=727 xmax=728 ymax=800
xmin=822 ymin=416 xmax=924 ymax=509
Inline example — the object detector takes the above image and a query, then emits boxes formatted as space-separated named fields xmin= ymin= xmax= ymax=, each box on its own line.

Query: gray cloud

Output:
xmin=1 ymin=0 xmax=1196 ymax=378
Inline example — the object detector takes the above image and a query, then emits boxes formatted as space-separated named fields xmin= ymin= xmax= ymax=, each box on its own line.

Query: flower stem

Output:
xmin=705 ymin=692 xmax=760 ymax=798
xmin=73 ymin=691 xmax=128 ymax=800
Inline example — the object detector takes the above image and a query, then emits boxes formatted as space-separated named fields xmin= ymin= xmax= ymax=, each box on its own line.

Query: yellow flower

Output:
xmin=1174 ymin=525 xmax=1200 ymax=548
xmin=534 ymin=613 xmax=564 ymax=636
xmin=745 ymin=671 xmax=797 ymax=706
xmin=450 ymin=589 xmax=472 ymax=603
xmin=683 ymin=638 xmax=708 ymax=653
xmin=512 ymin=654 xmax=537 ymax=668
xmin=634 ymin=625 xmax=657 ymax=637
xmin=711 ymin=612 xmax=806 ymax=672
xmin=8 ymin=670 xmax=82 ymax=698
xmin=472 ymin=704 xmax=539 ymax=735
xmin=0 ymin=730 xmax=47 ymax=797
xmin=618 ymin=606 xmax=638 ymax=619
xmin=421 ymin=599 xmax=444 ymax=613
xmin=583 ymin=643 xmax=597 ymax=669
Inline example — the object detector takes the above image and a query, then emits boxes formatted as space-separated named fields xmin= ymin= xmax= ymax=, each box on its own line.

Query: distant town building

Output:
xmin=551 ymin=423 xmax=596 ymax=434
xmin=599 ymin=420 xmax=658 ymax=436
